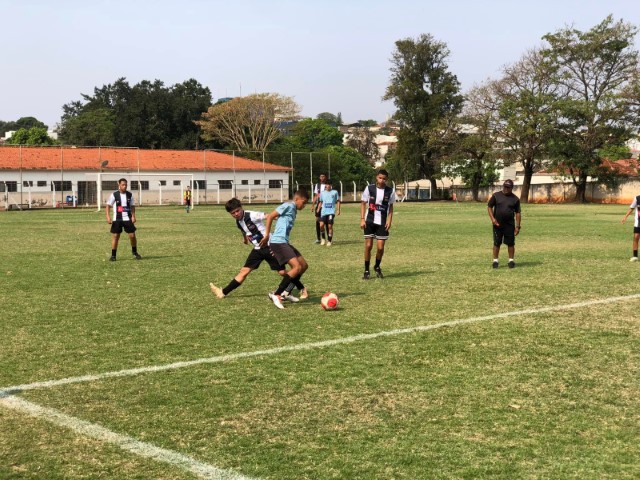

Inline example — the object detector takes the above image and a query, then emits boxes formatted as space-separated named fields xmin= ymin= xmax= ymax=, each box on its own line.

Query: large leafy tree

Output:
xmin=542 ymin=15 xmax=639 ymax=202
xmin=383 ymin=34 xmax=464 ymax=193
xmin=197 ymin=93 xmax=300 ymax=152
xmin=7 ymin=127 xmax=57 ymax=145
xmin=59 ymin=78 xmax=212 ymax=149
xmin=345 ymin=126 xmax=380 ymax=164
xmin=316 ymin=112 xmax=342 ymax=127
xmin=0 ymin=117 xmax=47 ymax=137
xmin=275 ymin=118 xmax=343 ymax=152
xmin=494 ymin=49 xmax=559 ymax=203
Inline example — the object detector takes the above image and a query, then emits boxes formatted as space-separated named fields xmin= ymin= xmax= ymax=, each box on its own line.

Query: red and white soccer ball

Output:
xmin=321 ymin=292 xmax=339 ymax=310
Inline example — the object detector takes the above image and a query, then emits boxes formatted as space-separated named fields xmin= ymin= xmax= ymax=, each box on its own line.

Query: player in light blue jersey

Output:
xmin=318 ymin=180 xmax=341 ymax=246
xmin=260 ymin=189 xmax=310 ymax=309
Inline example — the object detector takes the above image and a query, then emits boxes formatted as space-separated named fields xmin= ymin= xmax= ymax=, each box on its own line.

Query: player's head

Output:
xmin=118 ymin=178 xmax=128 ymax=192
xmin=225 ymin=197 xmax=244 ymax=219
xmin=376 ymin=169 xmax=389 ymax=188
xmin=293 ymin=189 xmax=309 ymax=210
xmin=319 ymin=173 xmax=327 ymax=183
xmin=502 ymin=179 xmax=514 ymax=194
xmin=324 ymin=180 xmax=332 ymax=190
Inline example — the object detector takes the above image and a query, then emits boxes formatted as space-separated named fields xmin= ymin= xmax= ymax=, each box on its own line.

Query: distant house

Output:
xmin=0 ymin=146 xmax=291 ymax=209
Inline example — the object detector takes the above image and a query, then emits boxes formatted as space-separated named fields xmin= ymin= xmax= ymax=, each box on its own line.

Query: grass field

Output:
xmin=1 ymin=201 xmax=639 ymax=479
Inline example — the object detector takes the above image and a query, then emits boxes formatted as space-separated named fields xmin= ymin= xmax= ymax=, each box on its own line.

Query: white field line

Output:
xmin=0 ymin=395 xmax=256 ymax=480
xmin=2 ymin=293 xmax=639 ymax=397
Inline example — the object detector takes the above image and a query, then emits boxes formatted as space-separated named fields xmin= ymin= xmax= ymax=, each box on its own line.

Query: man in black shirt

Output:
xmin=487 ymin=179 xmax=521 ymax=268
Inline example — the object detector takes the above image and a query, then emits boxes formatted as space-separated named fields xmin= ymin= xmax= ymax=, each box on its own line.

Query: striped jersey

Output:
xmin=107 ymin=191 xmax=134 ymax=221
xmin=235 ymin=210 xmax=268 ymax=250
xmin=362 ymin=185 xmax=395 ymax=225
xmin=629 ymin=196 xmax=640 ymax=228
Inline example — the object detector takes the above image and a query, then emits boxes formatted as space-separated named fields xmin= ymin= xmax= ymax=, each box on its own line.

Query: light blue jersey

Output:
xmin=269 ymin=202 xmax=297 ymax=244
xmin=319 ymin=190 xmax=340 ymax=216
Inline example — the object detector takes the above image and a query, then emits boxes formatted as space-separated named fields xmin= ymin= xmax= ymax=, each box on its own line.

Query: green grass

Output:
xmin=0 ymin=202 xmax=638 ymax=479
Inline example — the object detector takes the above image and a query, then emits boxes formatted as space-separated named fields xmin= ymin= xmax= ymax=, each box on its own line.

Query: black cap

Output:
xmin=503 ymin=179 xmax=514 ymax=188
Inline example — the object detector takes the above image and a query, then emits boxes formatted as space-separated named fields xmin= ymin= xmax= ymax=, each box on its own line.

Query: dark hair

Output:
xmin=377 ymin=169 xmax=389 ymax=177
xmin=225 ymin=197 xmax=243 ymax=212
xmin=294 ymin=189 xmax=309 ymax=200
xmin=118 ymin=178 xmax=127 ymax=184
xmin=325 ymin=179 xmax=332 ymax=186
xmin=319 ymin=173 xmax=327 ymax=177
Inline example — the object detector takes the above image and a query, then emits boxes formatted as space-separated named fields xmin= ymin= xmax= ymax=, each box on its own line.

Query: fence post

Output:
xmin=353 ymin=181 xmax=357 ymax=202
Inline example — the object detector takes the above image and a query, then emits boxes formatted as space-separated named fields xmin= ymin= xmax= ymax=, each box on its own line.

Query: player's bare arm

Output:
xmin=385 ymin=205 xmax=393 ymax=230
xmin=488 ymin=207 xmax=499 ymax=227
xmin=360 ymin=202 xmax=366 ymax=229
xmin=259 ymin=210 xmax=280 ymax=247
xmin=621 ymin=208 xmax=633 ymax=224
xmin=131 ymin=206 xmax=136 ymax=224
xmin=105 ymin=205 xmax=112 ymax=224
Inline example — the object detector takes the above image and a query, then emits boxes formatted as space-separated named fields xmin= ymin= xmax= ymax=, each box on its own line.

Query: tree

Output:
xmin=383 ymin=34 xmax=464 ymax=195
xmin=1 ymin=117 xmax=47 ymax=137
xmin=197 ymin=93 xmax=299 ymax=151
xmin=323 ymin=145 xmax=375 ymax=186
xmin=316 ymin=112 xmax=341 ymax=126
xmin=7 ymin=127 xmax=57 ymax=145
xmin=493 ymin=49 xmax=559 ymax=203
xmin=279 ymin=118 xmax=343 ymax=151
xmin=433 ymin=83 xmax=500 ymax=201
xmin=59 ymin=78 xmax=212 ymax=149
xmin=542 ymin=16 xmax=639 ymax=202
xmin=357 ymin=119 xmax=378 ymax=127
xmin=345 ymin=126 xmax=380 ymax=164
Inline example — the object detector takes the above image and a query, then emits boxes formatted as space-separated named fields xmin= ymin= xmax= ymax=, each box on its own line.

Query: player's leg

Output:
xmin=631 ymin=231 xmax=640 ymax=261
xmin=211 ymin=250 xmax=263 ymax=298
xmin=110 ymin=232 xmax=120 ymax=261
xmin=492 ymin=227 xmax=502 ymax=268
xmin=315 ymin=208 xmax=322 ymax=243
xmin=319 ymin=219 xmax=327 ymax=245
xmin=363 ymin=237 xmax=374 ymax=279
xmin=326 ymin=216 xmax=334 ymax=245
xmin=504 ymin=226 xmax=516 ymax=268
xmin=128 ymin=232 xmax=141 ymax=259
xmin=374 ymin=238 xmax=386 ymax=278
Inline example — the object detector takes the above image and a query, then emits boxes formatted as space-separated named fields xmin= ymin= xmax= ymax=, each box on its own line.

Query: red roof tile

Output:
xmin=0 ymin=146 xmax=290 ymax=172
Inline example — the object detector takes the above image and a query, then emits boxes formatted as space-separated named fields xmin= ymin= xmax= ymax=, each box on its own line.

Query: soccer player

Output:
xmin=312 ymin=173 xmax=329 ymax=244
xmin=361 ymin=169 xmax=396 ymax=279
xmin=260 ymin=190 xmax=310 ymax=309
xmin=209 ymin=198 xmax=306 ymax=301
xmin=317 ymin=180 xmax=341 ymax=246
xmin=184 ymin=185 xmax=192 ymax=213
xmin=487 ymin=179 xmax=521 ymax=268
xmin=105 ymin=178 xmax=141 ymax=261
xmin=620 ymin=194 xmax=640 ymax=261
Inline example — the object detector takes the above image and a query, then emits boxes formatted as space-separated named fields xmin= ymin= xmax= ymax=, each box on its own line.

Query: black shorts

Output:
xmin=320 ymin=214 xmax=335 ymax=225
xmin=269 ymin=243 xmax=302 ymax=265
xmin=185 ymin=199 xmax=191 ymax=206
xmin=110 ymin=220 xmax=136 ymax=234
xmin=244 ymin=247 xmax=285 ymax=271
xmin=634 ymin=227 xmax=640 ymax=234
xmin=493 ymin=225 xmax=515 ymax=247
xmin=315 ymin=204 xmax=322 ymax=218
xmin=363 ymin=222 xmax=389 ymax=240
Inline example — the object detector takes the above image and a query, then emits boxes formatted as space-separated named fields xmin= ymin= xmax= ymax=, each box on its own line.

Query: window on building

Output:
xmin=131 ymin=180 xmax=149 ymax=191
xmin=241 ymin=180 xmax=249 ymax=185
xmin=3 ymin=181 xmax=17 ymax=192
xmin=173 ymin=180 xmax=182 ymax=186
xmin=194 ymin=180 xmax=206 ymax=189
xmin=102 ymin=181 xmax=118 ymax=191
xmin=254 ymin=180 xmax=261 ymax=185
xmin=52 ymin=181 xmax=72 ymax=192
xmin=269 ymin=179 xmax=282 ymax=188
xmin=218 ymin=180 xmax=233 ymax=190
xmin=37 ymin=181 xmax=47 ymax=187
xmin=23 ymin=181 xmax=33 ymax=187
xmin=159 ymin=180 xmax=166 ymax=186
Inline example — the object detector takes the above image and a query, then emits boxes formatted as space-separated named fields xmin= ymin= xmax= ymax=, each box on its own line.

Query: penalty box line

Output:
xmin=2 ymin=293 xmax=639 ymax=397
xmin=0 ymin=395 xmax=256 ymax=480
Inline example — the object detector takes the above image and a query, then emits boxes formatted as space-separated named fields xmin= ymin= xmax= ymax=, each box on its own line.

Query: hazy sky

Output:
xmin=2 ymin=0 xmax=639 ymax=129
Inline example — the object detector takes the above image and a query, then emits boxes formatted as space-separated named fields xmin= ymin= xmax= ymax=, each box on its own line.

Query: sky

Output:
xmin=2 ymin=0 xmax=639 ymax=129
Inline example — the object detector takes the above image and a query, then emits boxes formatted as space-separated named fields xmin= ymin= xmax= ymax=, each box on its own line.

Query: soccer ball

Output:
xmin=321 ymin=292 xmax=339 ymax=310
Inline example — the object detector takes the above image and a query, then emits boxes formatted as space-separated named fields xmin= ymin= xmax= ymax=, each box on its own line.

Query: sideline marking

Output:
xmin=2 ymin=293 xmax=639 ymax=397
xmin=0 ymin=395 xmax=255 ymax=480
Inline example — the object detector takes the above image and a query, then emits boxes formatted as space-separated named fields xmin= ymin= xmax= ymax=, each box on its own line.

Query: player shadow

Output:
xmin=505 ymin=260 xmax=543 ymax=268
xmin=378 ymin=271 xmax=429 ymax=279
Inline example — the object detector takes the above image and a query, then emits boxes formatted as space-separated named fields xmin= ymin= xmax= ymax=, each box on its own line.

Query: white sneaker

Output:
xmin=299 ymin=288 xmax=309 ymax=300
xmin=268 ymin=292 xmax=285 ymax=309
xmin=630 ymin=257 xmax=639 ymax=262
xmin=326 ymin=241 xmax=332 ymax=246
xmin=320 ymin=239 xmax=326 ymax=245
xmin=282 ymin=292 xmax=299 ymax=303
xmin=209 ymin=283 xmax=225 ymax=299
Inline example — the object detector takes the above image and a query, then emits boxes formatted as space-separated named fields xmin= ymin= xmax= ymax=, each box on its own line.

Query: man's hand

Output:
xmin=515 ymin=225 xmax=520 ymax=236
xmin=258 ymin=234 xmax=270 ymax=248
xmin=243 ymin=236 xmax=249 ymax=245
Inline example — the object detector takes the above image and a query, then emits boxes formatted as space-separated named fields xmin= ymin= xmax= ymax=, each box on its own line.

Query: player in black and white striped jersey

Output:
xmin=621 ymin=194 xmax=640 ymax=262
xmin=209 ymin=198 xmax=307 ymax=300
xmin=105 ymin=178 xmax=141 ymax=261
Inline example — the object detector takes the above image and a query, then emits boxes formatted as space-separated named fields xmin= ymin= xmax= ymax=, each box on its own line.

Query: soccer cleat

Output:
xmin=631 ymin=257 xmax=639 ymax=262
xmin=109 ymin=256 xmax=116 ymax=262
xmin=326 ymin=241 xmax=332 ymax=246
xmin=268 ymin=292 xmax=285 ymax=309
xmin=209 ymin=283 xmax=225 ymax=299
xmin=299 ymin=288 xmax=309 ymax=300
xmin=362 ymin=271 xmax=370 ymax=280
xmin=282 ymin=292 xmax=300 ymax=303
xmin=374 ymin=266 xmax=383 ymax=278
xmin=133 ymin=253 xmax=142 ymax=260
xmin=508 ymin=260 xmax=515 ymax=269
xmin=492 ymin=260 xmax=499 ymax=269
xmin=314 ymin=239 xmax=321 ymax=244
xmin=320 ymin=239 xmax=326 ymax=245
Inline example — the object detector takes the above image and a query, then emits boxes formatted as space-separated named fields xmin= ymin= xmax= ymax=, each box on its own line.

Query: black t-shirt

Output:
xmin=488 ymin=191 xmax=521 ymax=225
